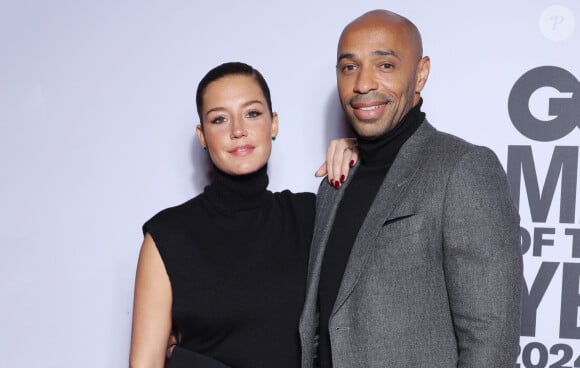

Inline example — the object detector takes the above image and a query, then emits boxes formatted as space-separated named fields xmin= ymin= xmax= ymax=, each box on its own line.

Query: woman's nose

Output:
xmin=230 ymin=118 xmax=248 ymax=139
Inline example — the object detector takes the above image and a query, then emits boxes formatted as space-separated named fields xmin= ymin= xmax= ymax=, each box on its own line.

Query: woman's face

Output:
xmin=196 ymin=74 xmax=278 ymax=176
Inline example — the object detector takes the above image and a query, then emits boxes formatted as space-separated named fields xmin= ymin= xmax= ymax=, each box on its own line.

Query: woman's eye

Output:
xmin=210 ymin=116 xmax=226 ymax=124
xmin=247 ymin=110 xmax=262 ymax=118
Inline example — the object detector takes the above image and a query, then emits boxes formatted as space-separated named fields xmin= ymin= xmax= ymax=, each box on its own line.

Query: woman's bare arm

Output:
xmin=129 ymin=233 xmax=172 ymax=368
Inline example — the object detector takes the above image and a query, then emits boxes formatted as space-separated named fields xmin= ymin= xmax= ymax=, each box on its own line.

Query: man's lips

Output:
xmin=351 ymin=102 xmax=387 ymax=120
xmin=228 ymin=144 xmax=255 ymax=155
xmin=351 ymin=100 xmax=386 ymax=109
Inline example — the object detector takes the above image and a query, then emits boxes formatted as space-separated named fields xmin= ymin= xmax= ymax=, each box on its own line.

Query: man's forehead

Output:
xmin=339 ymin=26 xmax=402 ymax=51
xmin=337 ymin=20 xmax=418 ymax=60
xmin=337 ymin=49 xmax=400 ymax=62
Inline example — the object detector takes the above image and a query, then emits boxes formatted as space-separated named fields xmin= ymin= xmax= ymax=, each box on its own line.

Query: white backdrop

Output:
xmin=0 ymin=1 xmax=578 ymax=367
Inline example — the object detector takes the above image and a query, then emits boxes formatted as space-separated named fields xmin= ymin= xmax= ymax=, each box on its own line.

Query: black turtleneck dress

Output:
xmin=318 ymin=102 xmax=425 ymax=368
xmin=143 ymin=165 xmax=315 ymax=368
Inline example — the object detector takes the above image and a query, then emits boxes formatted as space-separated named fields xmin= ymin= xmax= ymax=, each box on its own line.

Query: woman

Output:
xmin=129 ymin=62 xmax=356 ymax=368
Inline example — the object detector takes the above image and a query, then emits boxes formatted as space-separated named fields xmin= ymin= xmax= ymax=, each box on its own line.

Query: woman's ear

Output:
xmin=195 ymin=124 xmax=207 ymax=148
xmin=271 ymin=112 xmax=279 ymax=138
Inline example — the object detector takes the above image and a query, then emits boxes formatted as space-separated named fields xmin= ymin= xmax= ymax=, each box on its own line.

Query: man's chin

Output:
xmin=349 ymin=120 xmax=389 ymax=139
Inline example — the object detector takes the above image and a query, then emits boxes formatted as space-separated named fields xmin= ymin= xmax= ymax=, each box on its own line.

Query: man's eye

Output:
xmin=247 ymin=110 xmax=262 ymax=118
xmin=380 ymin=63 xmax=393 ymax=70
xmin=341 ymin=64 xmax=356 ymax=73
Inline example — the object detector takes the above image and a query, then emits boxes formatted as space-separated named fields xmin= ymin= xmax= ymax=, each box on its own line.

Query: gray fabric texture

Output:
xmin=299 ymin=121 xmax=522 ymax=368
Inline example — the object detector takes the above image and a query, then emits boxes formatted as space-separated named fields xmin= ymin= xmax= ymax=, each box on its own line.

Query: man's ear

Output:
xmin=415 ymin=56 xmax=430 ymax=94
xmin=195 ymin=124 xmax=207 ymax=148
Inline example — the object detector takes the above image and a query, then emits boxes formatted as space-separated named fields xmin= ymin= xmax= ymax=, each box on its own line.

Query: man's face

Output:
xmin=336 ymin=20 xmax=428 ymax=139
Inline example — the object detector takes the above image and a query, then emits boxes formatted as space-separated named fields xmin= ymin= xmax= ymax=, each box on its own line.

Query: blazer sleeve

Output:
xmin=442 ymin=146 xmax=522 ymax=367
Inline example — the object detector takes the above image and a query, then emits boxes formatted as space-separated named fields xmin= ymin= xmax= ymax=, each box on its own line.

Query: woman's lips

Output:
xmin=228 ymin=144 xmax=255 ymax=156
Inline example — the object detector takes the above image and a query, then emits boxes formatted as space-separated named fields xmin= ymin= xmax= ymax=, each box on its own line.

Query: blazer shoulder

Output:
xmin=426 ymin=128 xmax=500 ymax=168
xmin=430 ymin=128 xmax=478 ymax=152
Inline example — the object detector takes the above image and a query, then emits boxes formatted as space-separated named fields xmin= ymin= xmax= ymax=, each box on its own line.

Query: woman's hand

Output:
xmin=315 ymin=138 xmax=358 ymax=189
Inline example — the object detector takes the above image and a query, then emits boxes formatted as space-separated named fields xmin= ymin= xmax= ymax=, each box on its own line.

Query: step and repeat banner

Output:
xmin=0 ymin=1 xmax=577 ymax=367
xmin=509 ymin=65 xmax=580 ymax=365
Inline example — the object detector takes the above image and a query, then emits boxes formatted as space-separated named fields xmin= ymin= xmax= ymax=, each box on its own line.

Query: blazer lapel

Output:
xmin=299 ymin=166 xmax=357 ymax=334
xmin=331 ymin=121 xmax=436 ymax=315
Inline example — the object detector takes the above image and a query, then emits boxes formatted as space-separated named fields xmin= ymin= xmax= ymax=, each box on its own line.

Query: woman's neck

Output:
xmin=204 ymin=164 xmax=270 ymax=212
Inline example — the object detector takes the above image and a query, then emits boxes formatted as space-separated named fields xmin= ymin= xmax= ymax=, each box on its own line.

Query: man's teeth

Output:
xmin=359 ymin=105 xmax=381 ymax=110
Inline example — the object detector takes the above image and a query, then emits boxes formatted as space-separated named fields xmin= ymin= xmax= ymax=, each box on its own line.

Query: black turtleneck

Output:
xmin=143 ymin=165 xmax=315 ymax=368
xmin=318 ymin=101 xmax=425 ymax=368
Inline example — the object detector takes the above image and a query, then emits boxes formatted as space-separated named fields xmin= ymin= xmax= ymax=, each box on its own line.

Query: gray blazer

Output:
xmin=299 ymin=121 xmax=522 ymax=368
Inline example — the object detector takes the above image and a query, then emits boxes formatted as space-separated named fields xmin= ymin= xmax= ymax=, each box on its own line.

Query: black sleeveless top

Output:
xmin=143 ymin=165 xmax=315 ymax=368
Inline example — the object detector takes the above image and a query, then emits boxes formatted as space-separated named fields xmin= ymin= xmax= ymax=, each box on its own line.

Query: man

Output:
xmin=299 ymin=9 xmax=522 ymax=368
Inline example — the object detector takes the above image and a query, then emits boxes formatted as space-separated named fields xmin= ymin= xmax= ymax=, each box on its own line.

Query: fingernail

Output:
xmin=340 ymin=175 xmax=345 ymax=183
xmin=349 ymin=160 xmax=355 ymax=167
xmin=334 ymin=181 xmax=340 ymax=189
xmin=330 ymin=179 xmax=334 ymax=186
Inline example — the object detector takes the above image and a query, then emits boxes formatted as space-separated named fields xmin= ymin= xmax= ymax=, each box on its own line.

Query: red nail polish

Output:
xmin=330 ymin=179 xmax=334 ymax=186
xmin=334 ymin=181 xmax=340 ymax=189
xmin=349 ymin=160 xmax=355 ymax=167
xmin=340 ymin=174 xmax=345 ymax=183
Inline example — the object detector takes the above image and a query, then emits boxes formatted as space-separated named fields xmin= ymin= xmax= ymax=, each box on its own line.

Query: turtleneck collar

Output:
xmin=354 ymin=99 xmax=425 ymax=167
xmin=204 ymin=164 xmax=271 ymax=212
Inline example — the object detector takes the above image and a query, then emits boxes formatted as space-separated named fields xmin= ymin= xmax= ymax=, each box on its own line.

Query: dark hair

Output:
xmin=195 ymin=62 xmax=273 ymax=124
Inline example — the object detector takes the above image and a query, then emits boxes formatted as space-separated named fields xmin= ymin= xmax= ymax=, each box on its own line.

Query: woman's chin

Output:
xmin=224 ymin=161 xmax=267 ymax=176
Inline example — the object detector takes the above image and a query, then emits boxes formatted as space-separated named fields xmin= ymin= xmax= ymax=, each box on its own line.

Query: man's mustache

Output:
xmin=348 ymin=92 xmax=394 ymax=106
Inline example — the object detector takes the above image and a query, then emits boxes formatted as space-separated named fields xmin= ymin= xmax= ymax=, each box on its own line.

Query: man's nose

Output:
xmin=354 ymin=67 xmax=378 ymax=94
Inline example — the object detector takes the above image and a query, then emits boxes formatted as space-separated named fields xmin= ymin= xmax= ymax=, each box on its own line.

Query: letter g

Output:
xmin=508 ymin=66 xmax=579 ymax=141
